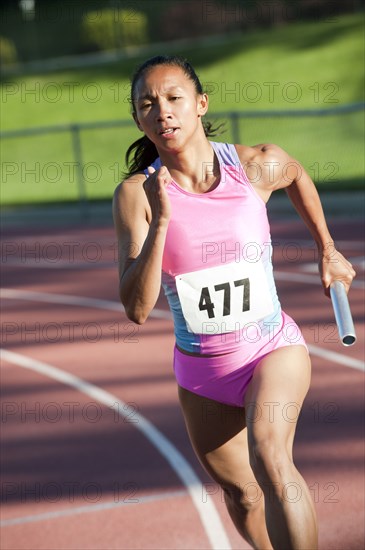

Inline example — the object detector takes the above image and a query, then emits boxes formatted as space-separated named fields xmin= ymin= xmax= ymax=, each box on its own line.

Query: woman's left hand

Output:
xmin=319 ymin=244 xmax=356 ymax=297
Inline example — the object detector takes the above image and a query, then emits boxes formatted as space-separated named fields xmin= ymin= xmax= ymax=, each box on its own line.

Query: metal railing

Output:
xmin=1 ymin=102 xmax=364 ymax=217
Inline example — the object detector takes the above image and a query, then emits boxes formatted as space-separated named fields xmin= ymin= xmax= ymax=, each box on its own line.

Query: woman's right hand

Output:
xmin=143 ymin=166 xmax=172 ymax=228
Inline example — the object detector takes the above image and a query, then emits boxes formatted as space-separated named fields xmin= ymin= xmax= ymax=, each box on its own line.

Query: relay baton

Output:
xmin=330 ymin=281 xmax=356 ymax=346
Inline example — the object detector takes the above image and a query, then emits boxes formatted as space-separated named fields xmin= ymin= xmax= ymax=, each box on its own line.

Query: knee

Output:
xmin=222 ymin=482 xmax=262 ymax=517
xmin=249 ymin=437 xmax=292 ymax=484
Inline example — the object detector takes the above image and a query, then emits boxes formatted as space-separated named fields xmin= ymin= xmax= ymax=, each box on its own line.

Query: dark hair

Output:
xmin=124 ymin=55 xmax=224 ymax=177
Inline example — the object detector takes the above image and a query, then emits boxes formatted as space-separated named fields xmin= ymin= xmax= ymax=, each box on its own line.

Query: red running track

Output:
xmin=1 ymin=217 xmax=364 ymax=550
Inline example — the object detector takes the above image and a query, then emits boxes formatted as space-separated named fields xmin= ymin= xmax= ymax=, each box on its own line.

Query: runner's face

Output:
xmin=133 ymin=65 xmax=208 ymax=151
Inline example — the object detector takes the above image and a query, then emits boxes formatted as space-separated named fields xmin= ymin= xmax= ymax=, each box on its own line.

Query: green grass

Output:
xmin=1 ymin=12 xmax=364 ymax=205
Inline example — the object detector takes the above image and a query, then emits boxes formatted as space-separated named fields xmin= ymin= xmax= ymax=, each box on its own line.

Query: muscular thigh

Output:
xmin=243 ymin=345 xmax=311 ymax=456
xmin=177 ymin=385 xmax=255 ymax=490
xmin=177 ymin=345 xmax=310 ymax=489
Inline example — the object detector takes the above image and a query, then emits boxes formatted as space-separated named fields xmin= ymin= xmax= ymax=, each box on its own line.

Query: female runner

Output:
xmin=112 ymin=55 xmax=355 ymax=549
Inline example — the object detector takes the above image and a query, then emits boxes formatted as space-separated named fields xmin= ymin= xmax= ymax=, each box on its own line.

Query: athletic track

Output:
xmin=1 ymin=208 xmax=364 ymax=550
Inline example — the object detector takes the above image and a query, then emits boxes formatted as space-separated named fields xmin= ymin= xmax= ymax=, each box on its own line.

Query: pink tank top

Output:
xmin=145 ymin=141 xmax=282 ymax=355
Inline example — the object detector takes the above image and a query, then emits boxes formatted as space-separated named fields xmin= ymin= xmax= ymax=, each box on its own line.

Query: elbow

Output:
xmin=125 ymin=309 xmax=147 ymax=325
xmin=119 ymin=287 xmax=150 ymax=325
xmin=122 ymin=298 xmax=148 ymax=325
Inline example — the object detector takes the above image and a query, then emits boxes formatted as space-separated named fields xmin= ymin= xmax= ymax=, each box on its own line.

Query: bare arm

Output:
xmin=236 ymin=143 xmax=356 ymax=296
xmin=112 ymin=166 xmax=171 ymax=324
xmin=280 ymin=157 xmax=356 ymax=296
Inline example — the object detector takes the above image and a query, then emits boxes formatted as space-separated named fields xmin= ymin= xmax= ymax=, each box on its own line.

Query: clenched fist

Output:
xmin=143 ymin=166 xmax=172 ymax=228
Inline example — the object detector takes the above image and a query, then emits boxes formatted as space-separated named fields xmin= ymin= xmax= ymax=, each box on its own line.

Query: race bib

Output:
xmin=175 ymin=259 xmax=274 ymax=334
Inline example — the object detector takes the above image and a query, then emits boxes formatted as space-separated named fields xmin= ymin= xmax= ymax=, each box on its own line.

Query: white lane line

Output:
xmin=276 ymin=271 xmax=364 ymax=289
xmin=307 ymin=344 xmax=364 ymax=372
xmin=3 ymin=235 xmax=363 ymax=248
xmin=0 ymin=349 xmax=232 ymax=550
xmin=0 ymin=288 xmax=172 ymax=320
xmin=272 ymin=239 xmax=365 ymax=250
xmin=300 ymin=257 xmax=365 ymax=273
xmin=1 ymin=489 xmax=187 ymax=527
xmin=2 ymin=287 xmax=364 ymax=372
xmin=1 ymin=259 xmax=116 ymax=270
xmin=3 ymin=264 xmax=365 ymax=284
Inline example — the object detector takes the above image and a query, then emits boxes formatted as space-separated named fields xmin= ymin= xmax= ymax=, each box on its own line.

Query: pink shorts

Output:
xmin=173 ymin=311 xmax=308 ymax=407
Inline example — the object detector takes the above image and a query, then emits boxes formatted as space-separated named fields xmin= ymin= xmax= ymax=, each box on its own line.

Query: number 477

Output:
xmin=198 ymin=278 xmax=250 ymax=319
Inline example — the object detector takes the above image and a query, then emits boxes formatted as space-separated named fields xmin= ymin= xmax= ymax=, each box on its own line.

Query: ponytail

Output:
xmin=125 ymin=135 xmax=158 ymax=177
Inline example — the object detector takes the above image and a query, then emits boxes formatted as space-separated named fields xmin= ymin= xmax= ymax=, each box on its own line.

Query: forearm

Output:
xmin=120 ymin=223 xmax=168 ymax=324
xmin=285 ymin=176 xmax=334 ymax=252
xmin=283 ymin=172 xmax=356 ymax=295
xmin=256 ymin=145 xmax=355 ymax=294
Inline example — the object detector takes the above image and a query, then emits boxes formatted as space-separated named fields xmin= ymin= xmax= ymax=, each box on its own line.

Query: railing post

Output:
xmin=230 ymin=111 xmax=240 ymax=143
xmin=71 ymin=124 xmax=88 ymax=220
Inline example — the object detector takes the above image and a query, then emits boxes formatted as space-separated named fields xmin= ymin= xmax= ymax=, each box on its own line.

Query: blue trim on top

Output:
xmin=211 ymin=141 xmax=240 ymax=166
xmin=143 ymin=157 xmax=161 ymax=178
xmin=143 ymin=142 xmax=241 ymax=178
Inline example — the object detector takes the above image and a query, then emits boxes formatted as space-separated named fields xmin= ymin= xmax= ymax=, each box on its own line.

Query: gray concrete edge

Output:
xmin=1 ymin=192 xmax=364 ymax=230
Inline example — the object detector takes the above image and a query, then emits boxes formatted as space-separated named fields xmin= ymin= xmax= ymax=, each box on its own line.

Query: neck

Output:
xmin=158 ymin=135 xmax=220 ymax=193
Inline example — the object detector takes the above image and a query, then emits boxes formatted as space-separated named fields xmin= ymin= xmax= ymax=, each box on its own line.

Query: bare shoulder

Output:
xmin=113 ymin=173 xmax=148 ymax=217
xmin=113 ymin=172 xmax=146 ymax=204
xmin=112 ymin=172 xmax=150 ymax=227
xmin=234 ymin=143 xmax=301 ymax=198
xmin=112 ymin=172 xmax=151 ymax=273
xmin=235 ymin=142 xmax=294 ymax=167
